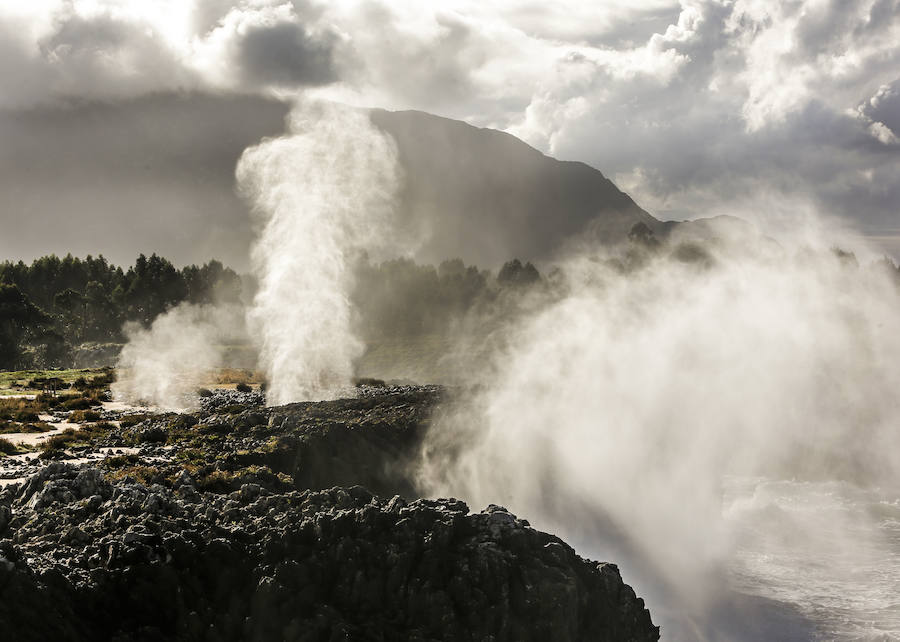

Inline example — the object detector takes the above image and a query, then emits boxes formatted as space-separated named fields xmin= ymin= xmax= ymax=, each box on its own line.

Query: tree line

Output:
xmin=352 ymin=256 xmax=543 ymax=341
xmin=0 ymin=254 xmax=242 ymax=369
xmin=0 ymin=252 xmax=544 ymax=370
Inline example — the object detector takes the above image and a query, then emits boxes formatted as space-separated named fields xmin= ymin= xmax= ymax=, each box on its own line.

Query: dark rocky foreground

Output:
xmin=0 ymin=386 xmax=658 ymax=641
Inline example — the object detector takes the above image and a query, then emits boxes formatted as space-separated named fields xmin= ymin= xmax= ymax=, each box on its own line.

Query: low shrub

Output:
xmin=104 ymin=464 xmax=161 ymax=486
xmin=14 ymin=410 xmax=40 ymax=423
xmin=235 ymin=383 xmax=252 ymax=393
xmin=40 ymin=428 xmax=78 ymax=452
xmin=103 ymin=453 xmax=142 ymax=469
xmin=68 ymin=410 xmax=101 ymax=423
xmin=195 ymin=469 xmax=237 ymax=493
xmin=25 ymin=377 xmax=64 ymax=391
xmin=62 ymin=397 xmax=96 ymax=411
xmin=0 ymin=421 xmax=52 ymax=435
xmin=21 ymin=423 xmax=52 ymax=433
xmin=0 ymin=397 xmax=51 ymax=419
xmin=73 ymin=371 xmax=115 ymax=390
xmin=36 ymin=393 xmax=61 ymax=409
xmin=120 ymin=414 xmax=149 ymax=428
xmin=0 ymin=437 xmax=18 ymax=455
xmin=77 ymin=422 xmax=113 ymax=441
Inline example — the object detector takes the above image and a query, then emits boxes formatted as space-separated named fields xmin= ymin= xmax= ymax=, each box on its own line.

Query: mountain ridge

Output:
xmin=370 ymin=107 xmax=664 ymax=266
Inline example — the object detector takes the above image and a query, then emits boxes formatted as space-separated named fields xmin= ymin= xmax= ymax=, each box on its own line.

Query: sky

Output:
xmin=1 ymin=0 xmax=898 ymax=265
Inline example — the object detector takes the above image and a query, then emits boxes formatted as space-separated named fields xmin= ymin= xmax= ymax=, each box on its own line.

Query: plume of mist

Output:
xmin=112 ymin=303 xmax=245 ymax=409
xmin=417 ymin=225 xmax=900 ymax=635
xmin=236 ymin=100 xmax=402 ymax=405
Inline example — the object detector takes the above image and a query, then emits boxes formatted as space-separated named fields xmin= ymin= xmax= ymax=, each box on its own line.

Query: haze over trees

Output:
xmin=2 ymin=239 xmax=897 ymax=372
xmin=0 ymin=254 xmax=241 ymax=368
xmin=0 ymin=251 xmax=547 ymax=370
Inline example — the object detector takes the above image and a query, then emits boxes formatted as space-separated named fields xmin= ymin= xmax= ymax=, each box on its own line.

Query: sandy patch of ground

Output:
xmin=2 ymin=415 xmax=70 ymax=447
xmin=0 ymin=399 xmax=166 ymax=487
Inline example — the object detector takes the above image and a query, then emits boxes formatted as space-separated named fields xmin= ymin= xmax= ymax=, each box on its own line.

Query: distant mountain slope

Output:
xmin=371 ymin=109 xmax=663 ymax=266
xmin=0 ymin=93 xmax=665 ymax=269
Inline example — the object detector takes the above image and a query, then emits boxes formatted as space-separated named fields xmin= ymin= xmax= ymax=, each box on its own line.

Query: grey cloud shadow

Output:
xmin=238 ymin=21 xmax=339 ymax=88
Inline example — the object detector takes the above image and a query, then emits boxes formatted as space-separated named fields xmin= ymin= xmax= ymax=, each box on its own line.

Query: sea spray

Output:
xmin=112 ymin=303 xmax=244 ymax=409
xmin=236 ymin=100 xmax=401 ymax=404
xmin=417 ymin=233 xmax=900 ymax=638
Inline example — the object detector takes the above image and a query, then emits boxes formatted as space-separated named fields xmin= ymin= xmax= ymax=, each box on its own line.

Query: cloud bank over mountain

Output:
xmin=1 ymin=1 xmax=898 ymax=260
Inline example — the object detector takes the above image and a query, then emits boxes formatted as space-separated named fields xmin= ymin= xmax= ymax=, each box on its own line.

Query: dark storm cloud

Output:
xmin=0 ymin=93 xmax=289 ymax=271
xmin=237 ymin=21 xmax=339 ymax=88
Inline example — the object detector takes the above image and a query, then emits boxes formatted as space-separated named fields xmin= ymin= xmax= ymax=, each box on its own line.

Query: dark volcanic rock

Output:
xmin=199 ymin=387 xmax=266 ymax=412
xmin=0 ymin=464 xmax=658 ymax=642
xmin=0 ymin=386 xmax=658 ymax=640
xmin=262 ymin=386 xmax=442 ymax=496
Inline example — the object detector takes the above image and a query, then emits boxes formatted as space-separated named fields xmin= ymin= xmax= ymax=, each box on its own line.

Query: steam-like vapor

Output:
xmin=236 ymin=100 xmax=401 ymax=405
xmin=113 ymin=303 xmax=243 ymax=408
xmin=418 ymin=233 xmax=900 ymax=637
xmin=111 ymin=100 xmax=403 ymax=408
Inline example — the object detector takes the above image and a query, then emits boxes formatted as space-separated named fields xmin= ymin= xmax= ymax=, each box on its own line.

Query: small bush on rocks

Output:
xmin=0 ymin=437 xmax=18 ymax=455
xmin=21 ymin=422 xmax=52 ymax=433
xmin=120 ymin=414 xmax=150 ymax=428
xmin=68 ymin=410 xmax=101 ymax=423
xmin=62 ymin=397 xmax=94 ymax=411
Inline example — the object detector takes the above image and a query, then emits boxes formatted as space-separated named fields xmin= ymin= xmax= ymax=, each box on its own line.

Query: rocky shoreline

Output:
xmin=0 ymin=386 xmax=659 ymax=641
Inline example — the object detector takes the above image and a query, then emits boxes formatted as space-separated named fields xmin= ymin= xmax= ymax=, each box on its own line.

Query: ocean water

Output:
xmin=722 ymin=477 xmax=900 ymax=641
xmin=563 ymin=474 xmax=900 ymax=641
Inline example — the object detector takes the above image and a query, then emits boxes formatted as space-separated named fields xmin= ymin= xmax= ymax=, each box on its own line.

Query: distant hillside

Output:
xmin=1 ymin=92 xmax=665 ymax=270
xmin=371 ymin=109 xmax=663 ymax=266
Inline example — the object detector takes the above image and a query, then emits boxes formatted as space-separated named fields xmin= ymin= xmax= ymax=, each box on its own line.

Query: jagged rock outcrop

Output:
xmin=0 ymin=388 xmax=659 ymax=640
xmin=260 ymin=386 xmax=441 ymax=496
xmin=0 ymin=463 xmax=658 ymax=642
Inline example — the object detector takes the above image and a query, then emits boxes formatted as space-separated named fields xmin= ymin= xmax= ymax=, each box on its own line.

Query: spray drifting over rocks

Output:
xmin=112 ymin=304 xmax=245 ymax=409
xmin=417 ymin=230 xmax=900 ymax=637
xmin=237 ymin=100 xmax=402 ymax=405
